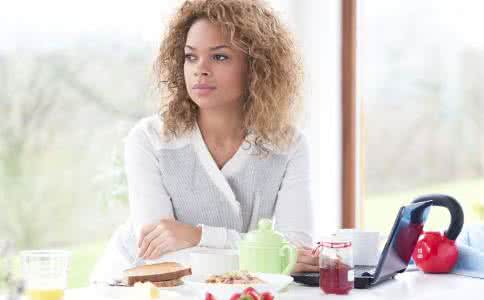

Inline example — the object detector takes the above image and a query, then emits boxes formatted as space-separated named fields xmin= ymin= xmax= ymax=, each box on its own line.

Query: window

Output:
xmin=0 ymin=0 xmax=180 ymax=288
xmin=358 ymin=0 xmax=484 ymax=233
xmin=1 ymin=0 xmax=341 ymax=289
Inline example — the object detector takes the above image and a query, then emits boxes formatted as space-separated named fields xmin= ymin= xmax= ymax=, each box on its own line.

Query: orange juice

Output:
xmin=26 ymin=289 xmax=64 ymax=300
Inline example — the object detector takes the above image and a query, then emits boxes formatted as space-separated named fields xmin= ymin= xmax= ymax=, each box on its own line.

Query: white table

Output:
xmin=59 ymin=271 xmax=483 ymax=300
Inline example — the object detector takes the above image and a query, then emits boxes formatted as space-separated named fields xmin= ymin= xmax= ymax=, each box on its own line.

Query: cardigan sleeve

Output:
xmin=197 ymin=224 xmax=245 ymax=249
xmin=124 ymin=125 xmax=174 ymax=242
xmin=197 ymin=134 xmax=313 ymax=249
xmin=273 ymin=134 xmax=314 ymax=247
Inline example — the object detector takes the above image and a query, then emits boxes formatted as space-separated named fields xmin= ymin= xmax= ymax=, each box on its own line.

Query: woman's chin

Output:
xmin=194 ymin=100 xmax=226 ymax=111
xmin=191 ymin=96 xmax=242 ymax=112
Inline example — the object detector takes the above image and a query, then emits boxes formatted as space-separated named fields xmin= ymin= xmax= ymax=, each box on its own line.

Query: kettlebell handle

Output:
xmin=412 ymin=194 xmax=464 ymax=241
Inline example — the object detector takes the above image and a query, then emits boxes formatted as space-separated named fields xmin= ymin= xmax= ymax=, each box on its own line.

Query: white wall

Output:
xmin=273 ymin=0 xmax=342 ymax=240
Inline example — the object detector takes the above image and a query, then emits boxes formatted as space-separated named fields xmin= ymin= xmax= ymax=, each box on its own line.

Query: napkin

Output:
xmin=452 ymin=224 xmax=484 ymax=279
xmin=456 ymin=223 xmax=484 ymax=251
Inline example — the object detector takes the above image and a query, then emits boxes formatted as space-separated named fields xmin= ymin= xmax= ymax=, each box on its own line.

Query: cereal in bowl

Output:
xmin=206 ymin=271 xmax=265 ymax=284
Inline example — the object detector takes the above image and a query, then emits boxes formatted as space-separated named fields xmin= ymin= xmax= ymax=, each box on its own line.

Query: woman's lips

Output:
xmin=193 ymin=84 xmax=216 ymax=96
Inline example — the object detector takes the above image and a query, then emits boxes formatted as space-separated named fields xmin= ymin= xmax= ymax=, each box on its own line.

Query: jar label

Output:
xmin=347 ymin=270 xmax=354 ymax=282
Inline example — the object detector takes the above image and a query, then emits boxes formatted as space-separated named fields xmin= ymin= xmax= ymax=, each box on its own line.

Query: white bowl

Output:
xmin=183 ymin=272 xmax=293 ymax=299
xmin=189 ymin=248 xmax=239 ymax=276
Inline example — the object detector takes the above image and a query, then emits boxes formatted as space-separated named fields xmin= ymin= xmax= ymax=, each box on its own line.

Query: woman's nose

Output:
xmin=195 ymin=70 xmax=210 ymax=77
xmin=194 ymin=59 xmax=211 ymax=77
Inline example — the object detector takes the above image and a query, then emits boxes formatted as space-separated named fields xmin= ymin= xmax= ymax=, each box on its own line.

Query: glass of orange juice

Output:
xmin=21 ymin=250 xmax=71 ymax=300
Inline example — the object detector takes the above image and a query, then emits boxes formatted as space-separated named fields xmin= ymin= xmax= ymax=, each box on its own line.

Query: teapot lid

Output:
xmin=241 ymin=219 xmax=287 ymax=247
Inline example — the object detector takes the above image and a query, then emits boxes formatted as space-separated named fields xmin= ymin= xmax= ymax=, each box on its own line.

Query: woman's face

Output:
xmin=184 ymin=18 xmax=248 ymax=112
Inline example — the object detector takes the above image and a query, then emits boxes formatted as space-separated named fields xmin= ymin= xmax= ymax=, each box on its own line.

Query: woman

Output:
xmin=92 ymin=0 xmax=317 ymax=282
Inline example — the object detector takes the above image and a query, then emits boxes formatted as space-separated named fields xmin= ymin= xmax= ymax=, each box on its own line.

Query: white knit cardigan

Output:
xmin=90 ymin=115 xmax=313 ymax=283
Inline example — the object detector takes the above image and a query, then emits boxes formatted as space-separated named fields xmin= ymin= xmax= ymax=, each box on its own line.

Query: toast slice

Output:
xmin=124 ymin=262 xmax=191 ymax=286
xmin=151 ymin=278 xmax=183 ymax=288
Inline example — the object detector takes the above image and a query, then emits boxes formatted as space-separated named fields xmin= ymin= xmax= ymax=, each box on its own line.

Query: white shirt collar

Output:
xmin=191 ymin=122 xmax=249 ymax=209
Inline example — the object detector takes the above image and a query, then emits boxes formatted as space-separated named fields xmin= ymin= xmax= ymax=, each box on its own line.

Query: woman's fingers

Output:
xmin=144 ymin=246 xmax=159 ymax=261
xmin=148 ymin=246 xmax=164 ymax=260
xmin=293 ymin=262 xmax=320 ymax=273
xmin=145 ymin=235 xmax=173 ymax=260
xmin=293 ymin=247 xmax=319 ymax=273
xmin=297 ymin=253 xmax=318 ymax=266
xmin=142 ymin=236 xmax=163 ymax=259
xmin=139 ymin=226 xmax=162 ymax=257
xmin=152 ymin=239 xmax=172 ymax=259
xmin=298 ymin=247 xmax=316 ymax=256
xmin=297 ymin=248 xmax=318 ymax=263
xmin=142 ymin=230 xmax=172 ymax=260
xmin=138 ymin=223 xmax=158 ymax=248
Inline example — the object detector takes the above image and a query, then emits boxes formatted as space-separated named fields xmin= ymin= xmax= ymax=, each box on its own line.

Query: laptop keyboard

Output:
xmin=292 ymin=266 xmax=377 ymax=286
xmin=354 ymin=266 xmax=376 ymax=277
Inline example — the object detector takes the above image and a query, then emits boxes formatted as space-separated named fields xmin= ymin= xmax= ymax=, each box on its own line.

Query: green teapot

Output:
xmin=239 ymin=219 xmax=297 ymax=274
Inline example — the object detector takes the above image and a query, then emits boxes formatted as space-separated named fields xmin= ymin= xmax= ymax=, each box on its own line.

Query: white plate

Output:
xmin=183 ymin=273 xmax=293 ymax=299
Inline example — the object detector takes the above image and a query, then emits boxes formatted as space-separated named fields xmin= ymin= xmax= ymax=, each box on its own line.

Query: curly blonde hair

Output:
xmin=155 ymin=0 xmax=303 ymax=154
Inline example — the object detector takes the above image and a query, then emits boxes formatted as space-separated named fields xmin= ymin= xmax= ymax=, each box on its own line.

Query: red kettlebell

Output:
xmin=411 ymin=194 xmax=464 ymax=273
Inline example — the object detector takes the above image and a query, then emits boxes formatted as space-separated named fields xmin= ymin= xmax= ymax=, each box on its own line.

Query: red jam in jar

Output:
xmin=315 ymin=238 xmax=354 ymax=295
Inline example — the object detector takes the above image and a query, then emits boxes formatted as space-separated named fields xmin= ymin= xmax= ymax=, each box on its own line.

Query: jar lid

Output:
xmin=318 ymin=235 xmax=352 ymax=249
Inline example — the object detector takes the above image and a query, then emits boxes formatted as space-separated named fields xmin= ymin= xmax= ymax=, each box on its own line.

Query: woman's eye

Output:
xmin=184 ymin=54 xmax=196 ymax=61
xmin=214 ymin=54 xmax=228 ymax=61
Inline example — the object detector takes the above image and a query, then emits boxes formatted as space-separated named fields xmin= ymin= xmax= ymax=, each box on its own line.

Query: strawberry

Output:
xmin=260 ymin=292 xmax=274 ymax=300
xmin=245 ymin=290 xmax=260 ymax=300
xmin=229 ymin=293 xmax=242 ymax=300
xmin=242 ymin=287 xmax=257 ymax=295
xmin=239 ymin=288 xmax=260 ymax=300
xmin=205 ymin=292 xmax=216 ymax=300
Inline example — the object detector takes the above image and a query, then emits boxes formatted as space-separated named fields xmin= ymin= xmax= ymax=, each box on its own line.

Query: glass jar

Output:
xmin=21 ymin=250 xmax=71 ymax=300
xmin=316 ymin=237 xmax=354 ymax=295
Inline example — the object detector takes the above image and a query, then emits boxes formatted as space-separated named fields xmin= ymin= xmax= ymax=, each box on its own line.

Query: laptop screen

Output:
xmin=373 ymin=200 xmax=432 ymax=281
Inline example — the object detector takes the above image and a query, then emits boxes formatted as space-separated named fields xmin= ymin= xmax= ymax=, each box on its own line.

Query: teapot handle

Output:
xmin=280 ymin=244 xmax=297 ymax=275
xmin=412 ymin=194 xmax=464 ymax=241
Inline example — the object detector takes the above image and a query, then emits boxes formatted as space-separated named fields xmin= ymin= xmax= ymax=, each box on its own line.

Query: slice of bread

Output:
xmin=151 ymin=278 xmax=183 ymax=288
xmin=124 ymin=262 xmax=191 ymax=286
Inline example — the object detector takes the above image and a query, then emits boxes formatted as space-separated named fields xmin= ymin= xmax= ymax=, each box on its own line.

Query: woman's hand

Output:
xmin=293 ymin=247 xmax=319 ymax=273
xmin=137 ymin=219 xmax=202 ymax=260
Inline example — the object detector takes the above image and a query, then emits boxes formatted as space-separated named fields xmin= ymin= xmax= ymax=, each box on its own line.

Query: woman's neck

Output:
xmin=197 ymin=108 xmax=245 ymax=146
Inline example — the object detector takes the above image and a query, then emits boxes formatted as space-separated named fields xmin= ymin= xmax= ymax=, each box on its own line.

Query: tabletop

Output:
xmin=54 ymin=270 xmax=483 ymax=300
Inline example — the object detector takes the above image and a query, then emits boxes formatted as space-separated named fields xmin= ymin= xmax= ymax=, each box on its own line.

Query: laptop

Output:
xmin=292 ymin=200 xmax=433 ymax=289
